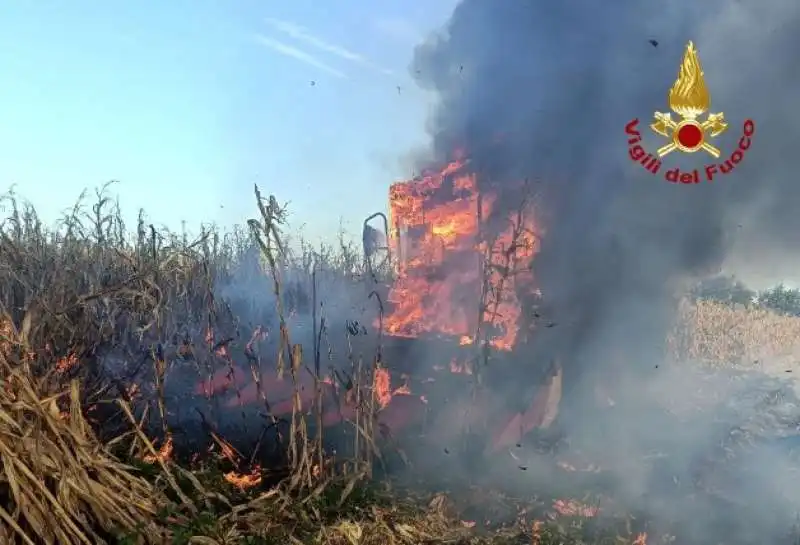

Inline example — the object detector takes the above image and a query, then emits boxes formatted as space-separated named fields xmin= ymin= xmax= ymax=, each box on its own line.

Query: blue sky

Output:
xmin=0 ymin=0 xmax=458 ymax=242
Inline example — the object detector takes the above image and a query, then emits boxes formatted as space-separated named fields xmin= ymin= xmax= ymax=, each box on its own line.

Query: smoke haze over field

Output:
xmin=403 ymin=0 xmax=800 ymax=540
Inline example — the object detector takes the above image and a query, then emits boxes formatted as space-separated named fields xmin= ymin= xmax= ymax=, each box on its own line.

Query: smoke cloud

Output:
xmin=406 ymin=0 xmax=800 ymax=540
xmin=411 ymin=0 xmax=800 ymax=391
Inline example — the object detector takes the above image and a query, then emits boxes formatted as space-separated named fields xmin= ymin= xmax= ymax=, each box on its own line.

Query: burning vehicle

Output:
xmin=358 ymin=154 xmax=569 ymax=452
xmin=193 ymin=153 xmax=566 ymax=455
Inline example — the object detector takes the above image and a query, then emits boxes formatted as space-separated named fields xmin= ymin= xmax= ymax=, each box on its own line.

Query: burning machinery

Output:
xmin=197 ymin=156 xmax=560 ymax=454
xmin=361 ymin=156 xmax=563 ymax=449
xmin=366 ymin=157 xmax=540 ymax=348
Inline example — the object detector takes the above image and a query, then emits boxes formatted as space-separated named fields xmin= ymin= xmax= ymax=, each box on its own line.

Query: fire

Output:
xmin=371 ymin=367 xmax=422 ymax=411
xmin=189 ymin=154 xmax=545 ymax=441
xmin=55 ymin=353 xmax=79 ymax=373
xmin=224 ymin=466 xmax=262 ymax=490
xmin=384 ymin=156 xmax=539 ymax=351
xmin=374 ymin=367 xmax=392 ymax=408
xmin=143 ymin=434 xmax=173 ymax=464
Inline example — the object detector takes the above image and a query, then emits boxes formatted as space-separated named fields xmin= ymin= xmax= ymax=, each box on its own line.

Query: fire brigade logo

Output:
xmin=624 ymin=40 xmax=755 ymax=184
xmin=650 ymin=41 xmax=727 ymax=157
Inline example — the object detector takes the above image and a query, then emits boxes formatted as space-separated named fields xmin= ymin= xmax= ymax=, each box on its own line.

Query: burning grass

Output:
xmin=0 ymin=184 xmax=799 ymax=543
xmin=0 ymin=185 xmax=533 ymax=544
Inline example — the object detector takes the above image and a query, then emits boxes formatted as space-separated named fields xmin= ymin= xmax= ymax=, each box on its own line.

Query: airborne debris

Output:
xmin=346 ymin=320 xmax=367 ymax=336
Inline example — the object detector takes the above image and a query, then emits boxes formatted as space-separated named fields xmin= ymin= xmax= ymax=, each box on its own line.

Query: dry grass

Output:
xmin=0 ymin=184 xmax=438 ymax=544
xmin=0 ymin=334 xmax=171 ymax=544
xmin=0 ymin=183 xmax=796 ymax=543
xmin=671 ymin=297 xmax=800 ymax=367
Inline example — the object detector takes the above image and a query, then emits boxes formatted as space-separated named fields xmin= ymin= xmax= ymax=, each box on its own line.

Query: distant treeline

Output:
xmin=692 ymin=276 xmax=800 ymax=316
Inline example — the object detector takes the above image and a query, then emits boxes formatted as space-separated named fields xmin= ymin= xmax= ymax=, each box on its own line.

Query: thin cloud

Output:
xmin=264 ymin=17 xmax=394 ymax=76
xmin=254 ymin=35 xmax=347 ymax=78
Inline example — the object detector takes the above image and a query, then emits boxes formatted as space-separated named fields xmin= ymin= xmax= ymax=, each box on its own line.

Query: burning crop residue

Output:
xmin=224 ymin=467 xmax=262 ymax=490
xmin=183 ymin=164 xmax=545 ymax=447
xmin=384 ymin=155 xmax=540 ymax=350
xmin=142 ymin=434 xmax=173 ymax=464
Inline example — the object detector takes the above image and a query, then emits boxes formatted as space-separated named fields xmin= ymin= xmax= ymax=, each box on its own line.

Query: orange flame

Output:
xmin=224 ymin=466 xmax=262 ymax=490
xmin=384 ymin=157 xmax=539 ymax=351
xmin=143 ymin=435 xmax=173 ymax=464
xmin=374 ymin=367 xmax=392 ymax=408
xmin=194 ymin=329 xmax=430 ymax=434
xmin=55 ymin=353 xmax=79 ymax=373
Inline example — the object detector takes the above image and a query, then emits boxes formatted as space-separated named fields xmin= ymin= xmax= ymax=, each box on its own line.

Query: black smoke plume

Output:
xmin=406 ymin=0 xmax=800 ymax=541
xmin=412 ymin=0 xmax=800 ymax=397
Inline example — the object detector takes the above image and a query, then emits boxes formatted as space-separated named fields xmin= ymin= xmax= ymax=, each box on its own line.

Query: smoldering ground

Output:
xmin=401 ymin=0 xmax=800 ymax=541
xmin=133 ymin=247 xmax=384 ymax=452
